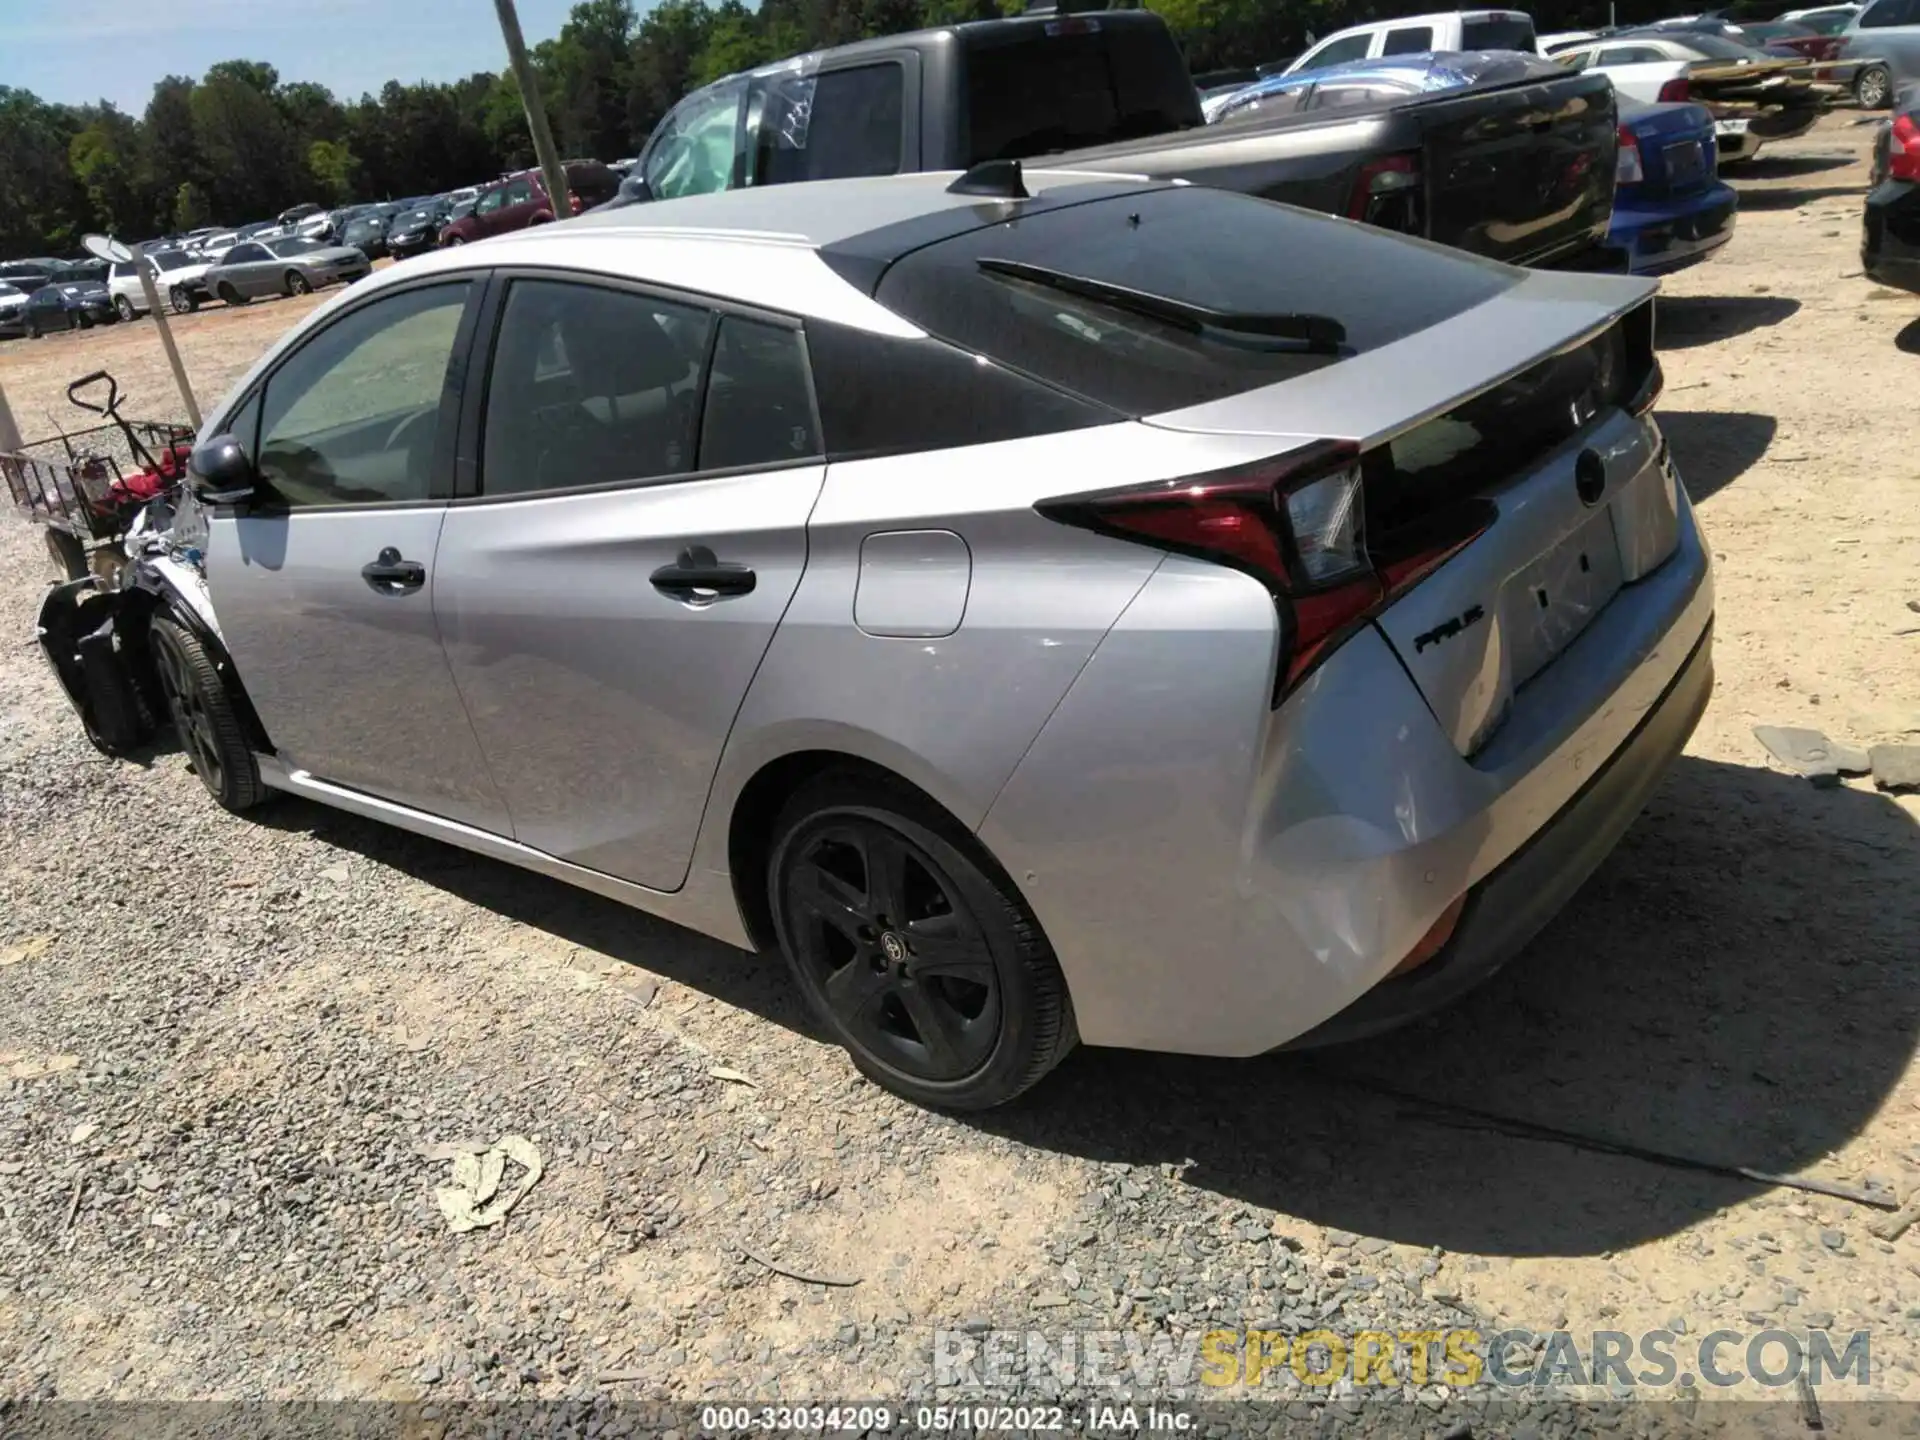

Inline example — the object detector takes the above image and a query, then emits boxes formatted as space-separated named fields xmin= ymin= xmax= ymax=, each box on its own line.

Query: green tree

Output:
xmin=307 ymin=138 xmax=359 ymax=202
xmin=68 ymin=107 xmax=144 ymax=236
xmin=173 ymin=180 xmax=211 ymax=230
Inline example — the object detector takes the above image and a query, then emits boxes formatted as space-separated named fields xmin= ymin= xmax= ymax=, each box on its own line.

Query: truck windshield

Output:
xmin=962 ymin=22 xmax=1202 ymax=163
xmin=871 ymin=187 xmax=1516 ymax=415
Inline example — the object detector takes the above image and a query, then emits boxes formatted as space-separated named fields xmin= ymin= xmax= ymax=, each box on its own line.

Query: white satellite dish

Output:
xmin=81 ymin=233 xmax=134 ymax=265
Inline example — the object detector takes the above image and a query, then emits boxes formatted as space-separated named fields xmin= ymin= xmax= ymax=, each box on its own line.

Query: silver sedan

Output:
xmin=202 ymin=236 xmax=370 ymax=305
xmin=46 ymin=170 xmax=1712 ymax=1110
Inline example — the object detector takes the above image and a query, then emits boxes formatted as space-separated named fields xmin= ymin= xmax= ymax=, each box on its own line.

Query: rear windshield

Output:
xmin=872 ymin=187 xmax=1517 ymax=415
xmin=1460 ymin=16 xmax=1538 ymax=50
xmin=961 ymin=19 xmax=1202 ymax=163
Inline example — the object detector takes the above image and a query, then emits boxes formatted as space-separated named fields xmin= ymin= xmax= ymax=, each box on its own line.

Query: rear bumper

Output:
xmin=981 ymin=441 xmax=1714 ymax=1057
xmin=1291 ymin=614 xmax=1712 ymax=1047
xmin=1611 ymin=182 xmax=1738 ymax=276
xmin=1864 ymin=178 xmax=1920 ymax=293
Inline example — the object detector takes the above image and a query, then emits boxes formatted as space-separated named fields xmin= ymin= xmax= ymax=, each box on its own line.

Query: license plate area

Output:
xmin=1502 ymin=507 xmax=1625 ymax=691
xmin=1664 ymin=139 xmax=1706 ymax=188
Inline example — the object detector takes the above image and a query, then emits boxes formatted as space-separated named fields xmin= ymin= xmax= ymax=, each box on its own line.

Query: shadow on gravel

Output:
xmin=1656 ymin=295 xmax=1801 ymax=348
xmin=979 ymin=755 xmax=1920 ymax=1257
xmin=1656 ymin=410 xmax=1777 ymax=501
xmin=248 ymin=799 xmax=810 ymax=1032
xmin=1898 ymin=316 xmax=1920 ymax=354
xmin=1728 ymin=184 xmax=1864 ymax=211
xmin=1728 ymin=153 xmax=1858 ymax=180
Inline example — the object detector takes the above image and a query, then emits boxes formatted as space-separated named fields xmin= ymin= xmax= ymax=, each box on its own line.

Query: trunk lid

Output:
xmin=1145 ymin=270 xmax=1674 ymax=754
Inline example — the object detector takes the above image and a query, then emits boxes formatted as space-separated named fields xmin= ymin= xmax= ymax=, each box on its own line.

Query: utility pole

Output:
xmin=492 ymin=0 xmax=572 ymax=219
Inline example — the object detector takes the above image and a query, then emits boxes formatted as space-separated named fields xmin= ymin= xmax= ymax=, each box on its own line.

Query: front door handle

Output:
xmin=361 ymin=546 xmax=426 ymax=595
xmin=650 ymin=545 xmax=756 ymax=601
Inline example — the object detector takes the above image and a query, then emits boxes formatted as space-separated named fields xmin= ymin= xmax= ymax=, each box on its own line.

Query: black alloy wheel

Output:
xmin=148 ymin=615 xmax=268 ymax=812
xmin=769 ymin=773 xmax=1076 ymax=1109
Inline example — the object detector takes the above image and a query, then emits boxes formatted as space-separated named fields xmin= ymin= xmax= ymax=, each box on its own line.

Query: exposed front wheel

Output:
xmin=285 ymin=270 xmax=311 ymax=296
xmin=220 ymin=283 xmax=248 ymax=307
xmin=113 ymin=295 xmax=137 ymax=322
xmin=768 ymin=772 xmax=1076 ymax=1110
xmin=1857 ymin=64 xmax=1892 ymax=110
xmin=170 ymin=285 xmax=198 ymax=314
xmin=149 ymin=614 xmax=269 ymax=813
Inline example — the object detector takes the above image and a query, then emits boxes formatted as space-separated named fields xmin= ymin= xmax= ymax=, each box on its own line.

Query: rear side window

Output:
xmin=1381 ymin=25 xmax=1434 ymax=53
xmin=1460 ymin=16 xmax=1538 ymax=49
xmin=699 ymin=318 xmax=821 ymax=470
xmin=759 ymin=65 xmax=905 ymax=183
xmin=804 ymin=322 xmax=1106 ymax=459
xmin=867 ymin=187 xmax=1517 ymax=416
xmin=1296 ymin=33 xmax=1373 ymax=70
xmin=480 ymin=279 xmax=711 ymax=496
xmin=962 ymin=20 xmax=1201 ymax=163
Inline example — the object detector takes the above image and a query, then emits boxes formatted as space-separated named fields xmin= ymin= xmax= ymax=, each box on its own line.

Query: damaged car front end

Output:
xmin=34 ymin=486 xmax=261 ymax=767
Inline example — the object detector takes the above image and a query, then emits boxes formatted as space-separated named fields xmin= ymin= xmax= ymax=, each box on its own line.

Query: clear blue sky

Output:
xmin=1 ymin=0 xmax=597 ymax=113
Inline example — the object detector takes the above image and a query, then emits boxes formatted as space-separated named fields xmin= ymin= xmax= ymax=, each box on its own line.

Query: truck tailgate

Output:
xmin=1412 ymin=71 xmax=1619 ymax=267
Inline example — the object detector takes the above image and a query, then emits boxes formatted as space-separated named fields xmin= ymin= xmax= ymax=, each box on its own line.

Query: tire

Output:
xmin=219 ymin=283 xmax=248 ymax=307
xmin=69 ymin=311 xmax=83 ymax=331
xmin=44 ymin=527 xmax=87 ymax=582
xmin=1857 ymin=64 xmax=1892 ymax=110
xmin=24 ymin=316 xmax=38 ymax=339
xmin=767 ymin=770 xmax=1076 ymax=1110
xmin=441 ymin=235 xmax=465 ymax=247
xmin=285 ymin=270 xmax=311 ymax=296
xmin=112 ymin=294 xmax=136 ymax=322
xmin=148 ymin=614 xmax=268 ymax=813
xmin=170 ymin=285 xmax=198 ymax=315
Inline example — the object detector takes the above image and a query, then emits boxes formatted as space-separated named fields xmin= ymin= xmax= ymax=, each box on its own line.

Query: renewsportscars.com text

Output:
xmin=932 ymin=1327 xmax=1872 ymax=1393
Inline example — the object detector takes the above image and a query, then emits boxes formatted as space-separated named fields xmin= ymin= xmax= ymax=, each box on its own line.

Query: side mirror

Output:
xmin=188 ymin=434 xmax=255 ymax=506
xmin=617 ymin=173 xmax=653 ymax=205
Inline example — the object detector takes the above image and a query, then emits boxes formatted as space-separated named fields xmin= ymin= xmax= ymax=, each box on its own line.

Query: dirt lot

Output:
xmin=3 ymin=117 xmax=1920 ymax=1425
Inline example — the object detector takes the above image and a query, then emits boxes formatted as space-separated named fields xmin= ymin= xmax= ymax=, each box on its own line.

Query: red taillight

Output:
xmin=1656 ymin=77 xmax=1690 ymax=103
xmin=1037 ymin=442 xmax=1488 ymax=698
xmin=1346 ymin=152 xmax=1421 ymax=230
xmin=1616 ymin=125 xmax=1645 ymax=185
xmin=1892 ymin=113 xmax=1920 ymax=182
xmin=568 ymin=192 xmax=584 ymax=214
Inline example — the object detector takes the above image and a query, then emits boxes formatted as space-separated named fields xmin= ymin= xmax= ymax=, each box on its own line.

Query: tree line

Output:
xmin=0 ymin=0 xmax=1615 ymax=258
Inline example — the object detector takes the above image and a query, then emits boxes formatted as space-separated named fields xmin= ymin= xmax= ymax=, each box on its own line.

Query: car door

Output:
xmin=488 ymin=177 xmax=539 ymax=235
xmin=431 ymin=273 xmax=825 ymax=890
xmin=202 ymin=276 xmax=514 ymax=832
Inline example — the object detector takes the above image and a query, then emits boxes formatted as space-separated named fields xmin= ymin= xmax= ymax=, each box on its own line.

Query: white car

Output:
xmin=1285 ymin=9 xmax=1537 ymax=72
xmin=107 ymin=249 xmax=222 ymax=318
xmin=1551 ymin=30 xmax=1816 ymax=162
xmin=0 ymin=280 xmax=28 ymax=337
xmin=1779 ymin=3 xmax=1861 ymax=24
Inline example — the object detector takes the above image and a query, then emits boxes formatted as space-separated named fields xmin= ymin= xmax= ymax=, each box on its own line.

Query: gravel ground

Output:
xmin=3 ymin=118 xmax=1920 ymax=1433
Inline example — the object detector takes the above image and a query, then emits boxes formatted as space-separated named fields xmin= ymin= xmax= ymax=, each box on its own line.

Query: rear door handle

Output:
xmin=361 ymin=546 xmax=426 ymax=594
xmin=650 ymin=545 xmax=756 ymax=601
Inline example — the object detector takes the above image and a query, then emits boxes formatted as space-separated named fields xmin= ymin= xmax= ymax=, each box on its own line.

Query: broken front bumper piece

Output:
xmin=36 ymin=577 xmax=157 ymax=755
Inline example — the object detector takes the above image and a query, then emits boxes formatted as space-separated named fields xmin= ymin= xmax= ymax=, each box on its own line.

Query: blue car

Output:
xmin=1611 ymin=96 xmax=1739 ymax=276
xmin=1204 ymin=53 xmax=1737 ymax=277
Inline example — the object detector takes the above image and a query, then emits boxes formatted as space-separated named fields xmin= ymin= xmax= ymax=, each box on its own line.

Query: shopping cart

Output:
xmin=1 ymin=370 xmax=194 ymax=582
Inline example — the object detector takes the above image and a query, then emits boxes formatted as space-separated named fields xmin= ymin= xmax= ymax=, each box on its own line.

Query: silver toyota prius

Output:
xmin=41 ymin=167 xmax=1713 ymax=1109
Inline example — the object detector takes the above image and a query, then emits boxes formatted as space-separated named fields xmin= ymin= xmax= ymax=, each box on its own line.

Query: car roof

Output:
xmin=301 ymin=170 xmax=1168 ymax=342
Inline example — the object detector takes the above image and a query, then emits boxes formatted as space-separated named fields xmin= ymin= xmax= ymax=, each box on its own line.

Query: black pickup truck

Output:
xmin=617 ymin=4 xmax=1622 ymax=270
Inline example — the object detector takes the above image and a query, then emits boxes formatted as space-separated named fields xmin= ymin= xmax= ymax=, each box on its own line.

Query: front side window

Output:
xmin=476 ymin=186 xmax=507 ymax=215
xmin=254 ymin=283 xmax=470 ymax=508
xmin=645 ymin=81 xmax=745 ymax=200
xmin=1381 ymin=25 xmax=1434 ymax=53
xmin=501 ymin=177 xmax=537 ymax=206
xmin=756 ymin=64 xmax=905 ymax=184
xmin=480 ymin=279 xmax=712 ymax=497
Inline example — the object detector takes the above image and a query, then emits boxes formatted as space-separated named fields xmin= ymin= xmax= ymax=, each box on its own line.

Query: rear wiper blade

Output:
xmin=977 ymin=257 xmax=1347 ymax=352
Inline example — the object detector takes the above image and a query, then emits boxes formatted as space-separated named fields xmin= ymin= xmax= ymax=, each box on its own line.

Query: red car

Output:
xmin=1744 ymin=19 xmax=1845 ymax=60
xmin=438 ymin=161 xmax=620 ymax=245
